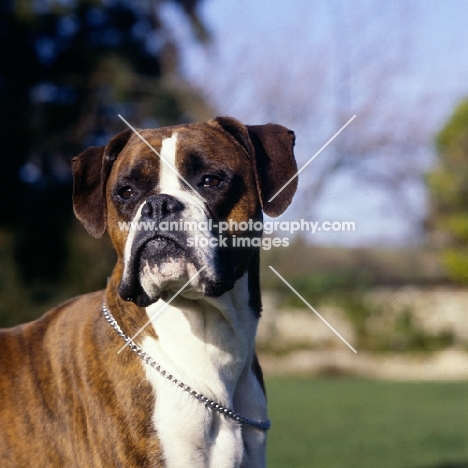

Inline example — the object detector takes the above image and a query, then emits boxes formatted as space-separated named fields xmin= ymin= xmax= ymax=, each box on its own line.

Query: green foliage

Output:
xmin=266 ymin=378 xmax=468 ymax=468
xmin=334 ymin=291 xmax=380 ymax=348
xmin=442 ymin=248 xmax=468 ymax=283
xmin=387 ymin=308 xmax=454 ymax=353
xmin=278 ymin=272 xmax=380 ymax=350
xmin=278 ymin=270 xmax=374 ymax=304
xmin=261 ymin=239 xmax=452 ymax=354
xmin=261 ymin=240 xmax=447 ymax=288
xmin=428 ymin=97 xmax=468 ymax=283
xmin=275 ymin=271 xmax=453 ymax=354
xmin=0 ymin=227 xmax=116 ymax=327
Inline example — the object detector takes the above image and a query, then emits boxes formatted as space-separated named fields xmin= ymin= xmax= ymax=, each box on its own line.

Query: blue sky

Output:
xmin=166 ymin=0 xmax=468 ymax=246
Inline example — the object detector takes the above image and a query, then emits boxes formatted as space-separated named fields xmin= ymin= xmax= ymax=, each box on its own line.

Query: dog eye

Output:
xmin=118 ymin=186 xmax=135 ymax=200
xmin=201 ymin=175 xmax=222 ymax=188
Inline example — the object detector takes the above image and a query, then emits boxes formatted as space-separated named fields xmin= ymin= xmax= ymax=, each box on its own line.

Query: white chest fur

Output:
xmin=141 ymin=274 xmax=267 ymax=468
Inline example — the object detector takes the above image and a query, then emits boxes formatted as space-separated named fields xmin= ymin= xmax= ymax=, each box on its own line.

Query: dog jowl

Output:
xmin=0 ymin=116 xmax=297 ymax=468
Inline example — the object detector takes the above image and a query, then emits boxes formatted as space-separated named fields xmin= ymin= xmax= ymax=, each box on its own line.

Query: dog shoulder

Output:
xmin=0 ymin=292 xmax=103 ymax=370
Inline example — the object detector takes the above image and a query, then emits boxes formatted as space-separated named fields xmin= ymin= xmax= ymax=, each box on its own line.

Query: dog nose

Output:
xmin=141 ymin=194 xmax=184 ymax=220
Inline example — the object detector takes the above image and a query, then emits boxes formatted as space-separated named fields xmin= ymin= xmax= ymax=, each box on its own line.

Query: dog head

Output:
xmin=72 ymin=117 xmax=297 ymax=307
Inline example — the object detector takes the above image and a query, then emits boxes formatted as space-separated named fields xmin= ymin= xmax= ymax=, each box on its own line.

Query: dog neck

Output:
xmin=144 ymin=271 xmax=258 ymax=389
xmin=149 ymin=277 xmax=266 ymax=467
xmin=104 ymin=253 xmax=267 ymax=468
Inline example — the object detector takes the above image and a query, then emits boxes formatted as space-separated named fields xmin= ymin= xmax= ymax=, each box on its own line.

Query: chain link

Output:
xmin=102 ymin=302 xmax=271 ymax=431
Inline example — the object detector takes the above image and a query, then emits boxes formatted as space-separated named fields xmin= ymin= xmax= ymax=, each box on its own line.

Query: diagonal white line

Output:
xmin=117 ymin=265 xmax=207 ymax=354
xmin=268 ymin=115 xmax=357 ymax=203
xmin=268 ymin=266 xmax=357 ymax=353
xmin=118 ymin=114 xmax=207 ymax=203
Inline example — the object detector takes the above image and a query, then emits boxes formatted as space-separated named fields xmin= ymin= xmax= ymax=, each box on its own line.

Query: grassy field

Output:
xmin=266 ymin=378 xmax=468 ymax=468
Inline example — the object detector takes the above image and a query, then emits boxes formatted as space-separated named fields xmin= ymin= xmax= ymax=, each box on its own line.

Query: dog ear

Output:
xmin=212 ymin=117 xmax=298 ymax=217
xmin=247 ymin=123 xmax=297 ymax=217
xmin=72 ymin=146 xmax=106 ymax=238
xmin=72 ymin=130 xmax=132 ymax=238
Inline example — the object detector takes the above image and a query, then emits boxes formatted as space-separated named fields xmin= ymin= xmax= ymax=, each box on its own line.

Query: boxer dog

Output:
xmin=0 ymin=117 xmax=297 ymax=467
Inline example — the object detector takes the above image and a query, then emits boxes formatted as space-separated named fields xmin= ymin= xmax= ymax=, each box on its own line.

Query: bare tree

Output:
xmin=184 ymin=1 xmax=440 ymax=239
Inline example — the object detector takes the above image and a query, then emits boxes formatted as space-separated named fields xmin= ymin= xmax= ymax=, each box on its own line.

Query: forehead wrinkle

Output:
xmin=113 ymin=150 xmax=159 ymax=179
xmin=176 ymin=128 xmax=252 ymax=169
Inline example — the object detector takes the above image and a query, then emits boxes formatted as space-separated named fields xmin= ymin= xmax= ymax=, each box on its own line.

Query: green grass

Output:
xmin=266 ymin=378 xmax=468 ymax=468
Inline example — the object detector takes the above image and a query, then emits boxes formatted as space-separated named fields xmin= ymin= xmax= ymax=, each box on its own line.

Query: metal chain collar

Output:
xmin=102 ymin=302 xmax=271 ymax=431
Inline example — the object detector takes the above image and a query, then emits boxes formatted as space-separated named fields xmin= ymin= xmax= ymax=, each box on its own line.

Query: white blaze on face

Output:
xmin=159 ymin=134 xmax=181 ymax=193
